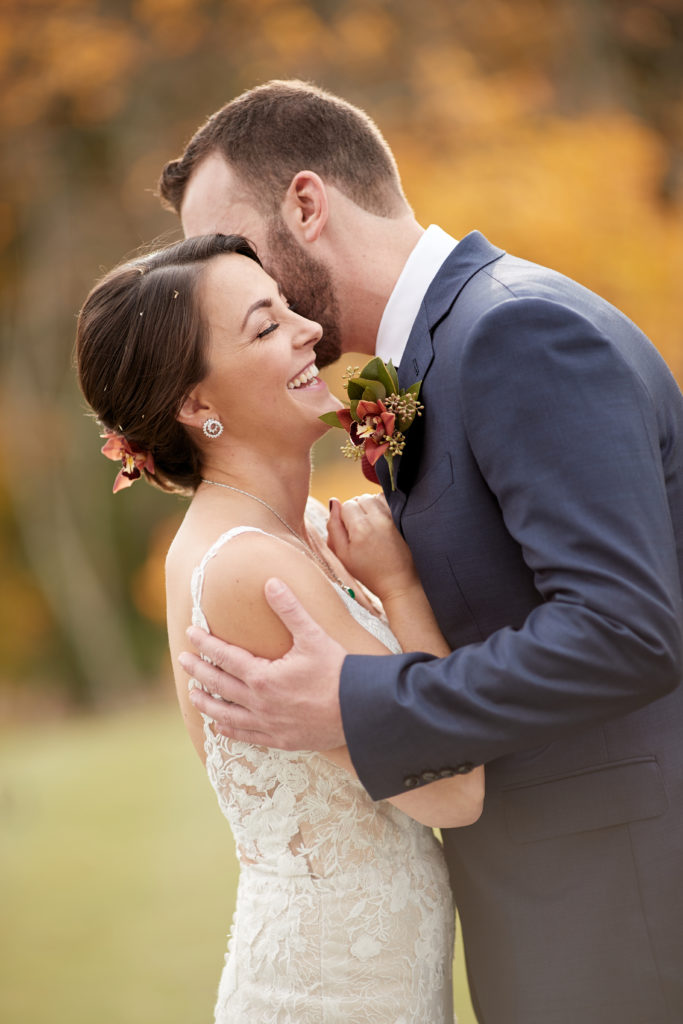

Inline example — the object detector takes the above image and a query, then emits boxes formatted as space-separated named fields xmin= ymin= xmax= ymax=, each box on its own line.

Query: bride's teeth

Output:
xmin=288 ymin=364 xmax=319 ymax=389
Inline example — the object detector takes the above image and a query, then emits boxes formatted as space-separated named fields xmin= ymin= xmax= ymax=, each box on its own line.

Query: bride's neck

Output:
xmin=198 ymin=448 xmax=312 ymax=531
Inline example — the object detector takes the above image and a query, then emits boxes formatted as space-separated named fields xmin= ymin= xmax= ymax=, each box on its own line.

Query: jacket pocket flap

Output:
xmin=503 ymin=757 xmax=667 ymax=844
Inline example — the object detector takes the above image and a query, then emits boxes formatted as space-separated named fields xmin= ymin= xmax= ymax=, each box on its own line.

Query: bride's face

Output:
xmin=196 ymin=253 xmax=340 ymax=448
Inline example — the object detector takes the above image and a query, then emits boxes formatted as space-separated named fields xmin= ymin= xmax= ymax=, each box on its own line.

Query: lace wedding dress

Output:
xmin=189 ymin=520 xmax=455 ymax=1024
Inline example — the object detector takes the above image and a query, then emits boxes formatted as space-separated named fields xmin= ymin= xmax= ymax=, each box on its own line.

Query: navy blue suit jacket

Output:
xmin=340 ymin=232 xmax=683 ymax=1023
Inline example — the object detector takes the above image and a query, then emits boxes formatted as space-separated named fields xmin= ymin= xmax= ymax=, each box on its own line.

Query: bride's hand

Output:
xmin=327 ymin=493 xmax=420 ymax=602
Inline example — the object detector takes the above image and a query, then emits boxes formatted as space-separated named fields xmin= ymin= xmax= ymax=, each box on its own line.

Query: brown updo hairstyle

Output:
xmin=76 ymin=234 xmax=262 ymax=494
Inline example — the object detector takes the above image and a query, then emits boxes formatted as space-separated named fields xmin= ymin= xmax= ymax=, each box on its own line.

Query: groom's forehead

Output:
xmin=181 ymin=153 xmax=262 ymax=239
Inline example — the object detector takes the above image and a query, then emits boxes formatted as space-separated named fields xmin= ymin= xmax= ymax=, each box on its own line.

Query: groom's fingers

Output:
xmin=186 ymin=684 xmax=272 ymax=744
xmin=179 ymin=651 xmax=252 ymax=706
xmin=184 ymin=625 xmax=262 ymax=682
xmin=264 ymin=578 xmax=326 ymax=652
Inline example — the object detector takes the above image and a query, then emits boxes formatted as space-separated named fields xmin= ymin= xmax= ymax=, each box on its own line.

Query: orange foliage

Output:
xmin=398 ymin=111 xmax=683 ymax=377
xmin=0 ymin=5 xmax=141 ymax=126
xmin=1 ymin=0 xmax=682 ymax=693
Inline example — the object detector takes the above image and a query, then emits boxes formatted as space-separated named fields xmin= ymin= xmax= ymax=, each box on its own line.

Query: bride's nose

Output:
xmin=294 ymin=313 xmax=323 ymax=348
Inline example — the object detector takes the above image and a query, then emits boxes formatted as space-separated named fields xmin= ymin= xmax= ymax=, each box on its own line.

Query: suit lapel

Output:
xmin=382 ymin=231 xmax=505 ymax=516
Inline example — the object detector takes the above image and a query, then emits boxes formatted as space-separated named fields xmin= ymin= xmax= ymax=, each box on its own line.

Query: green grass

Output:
xmin=0 ymin=701 xmax=476 ymax=1023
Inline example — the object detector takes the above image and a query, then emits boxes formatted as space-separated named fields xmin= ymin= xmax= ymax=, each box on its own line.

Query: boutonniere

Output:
xmin=320 ymin=358 xmax=423 ymax=490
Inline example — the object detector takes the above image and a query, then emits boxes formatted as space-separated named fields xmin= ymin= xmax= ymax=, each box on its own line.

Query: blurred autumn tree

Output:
xmin=1 ymin=0 xmax=681 ymax=710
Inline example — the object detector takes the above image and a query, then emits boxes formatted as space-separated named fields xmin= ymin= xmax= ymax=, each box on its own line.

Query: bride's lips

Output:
xmin=287 ymin=361 xmax=323 ymax=390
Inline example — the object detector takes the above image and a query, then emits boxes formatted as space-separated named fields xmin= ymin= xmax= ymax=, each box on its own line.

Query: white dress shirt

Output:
xmin=375 ymin=224 xmax=457 ymax=366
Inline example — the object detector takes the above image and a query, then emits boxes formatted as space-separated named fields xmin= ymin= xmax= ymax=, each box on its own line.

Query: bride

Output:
xmin=75 ymin=232 xmax=484 ymax=1023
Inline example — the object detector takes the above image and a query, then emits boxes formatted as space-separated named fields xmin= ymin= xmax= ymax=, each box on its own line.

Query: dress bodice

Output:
xmin=187 ymin=512 xmax=455 ymax=1023
xmin=189 ymin=523 xmax=437 ymax=879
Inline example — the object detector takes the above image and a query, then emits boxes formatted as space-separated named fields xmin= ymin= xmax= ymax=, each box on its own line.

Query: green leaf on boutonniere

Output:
xmin=359 ymin=357 xmax=397 ymax=396
xmin=352 ymin=377 xmax=387 ymax=402
xmin=319 ymin=359 xmax=424 ymax=492
xmin=319 ymin=411 xmax=346 ymax=428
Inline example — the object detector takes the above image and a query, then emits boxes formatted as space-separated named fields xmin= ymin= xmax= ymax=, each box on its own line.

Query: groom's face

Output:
xmin=180 ymin=153 xmax=343 ymax=367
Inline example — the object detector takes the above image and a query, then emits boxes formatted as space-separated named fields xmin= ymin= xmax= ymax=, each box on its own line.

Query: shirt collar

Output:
xmin=375 ymin=224 xmax=457 ymax=366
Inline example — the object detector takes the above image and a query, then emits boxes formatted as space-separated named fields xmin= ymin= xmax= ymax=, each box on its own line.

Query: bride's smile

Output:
xmin=287 ymin=361 xmax=320 ymax=389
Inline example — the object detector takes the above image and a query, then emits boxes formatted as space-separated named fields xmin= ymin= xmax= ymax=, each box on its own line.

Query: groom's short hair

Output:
xmin=158 ymin=79 xmax=408 ymax=218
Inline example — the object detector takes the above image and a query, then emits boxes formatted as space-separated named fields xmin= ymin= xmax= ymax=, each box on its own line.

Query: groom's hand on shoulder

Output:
xmin=179 ymin=578 xmax=348 ymax=751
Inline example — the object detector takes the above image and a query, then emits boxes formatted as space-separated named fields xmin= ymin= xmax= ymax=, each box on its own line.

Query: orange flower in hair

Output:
xmin=100 ymin=429 xmax=155 ymax=493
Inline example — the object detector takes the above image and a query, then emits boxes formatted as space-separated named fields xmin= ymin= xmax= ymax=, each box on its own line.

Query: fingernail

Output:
xmin=178 ymin=653 xmax=192 ymax=672
xmin=265 ymin=577 xmax=285 ymax=596
xmin=186 ymin=625 xmax=206 ymax=641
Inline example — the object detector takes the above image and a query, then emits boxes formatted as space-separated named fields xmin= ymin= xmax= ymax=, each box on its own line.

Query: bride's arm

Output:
xmin=325 ymin=493 xmax=485 ymax=828
xmin=327 ymin=494 xmax=452 ymax=659
xmin=170 ymin=529 xmax=483 ymax=829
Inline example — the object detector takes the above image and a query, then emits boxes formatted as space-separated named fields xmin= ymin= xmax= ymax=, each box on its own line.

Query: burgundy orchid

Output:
xmin=320 ymin=358 xmax=423 ymax=491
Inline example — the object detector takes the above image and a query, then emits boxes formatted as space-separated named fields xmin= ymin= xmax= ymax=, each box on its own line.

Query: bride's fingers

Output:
xmin=326 ymin=497 xmax=349 ymax=557
xmin=356 ymin=492 xmax=392 ymax=520
xmin=339 ymin=497 xmax=376 ymax=541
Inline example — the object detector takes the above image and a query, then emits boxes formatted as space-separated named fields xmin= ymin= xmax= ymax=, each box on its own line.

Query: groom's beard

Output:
xmin=265 ymin=215 xmax=343 ymax=368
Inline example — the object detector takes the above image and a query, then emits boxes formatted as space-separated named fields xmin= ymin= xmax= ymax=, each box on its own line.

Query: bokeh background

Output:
xmin=2 ymin=1 xmax=682 ymax=1021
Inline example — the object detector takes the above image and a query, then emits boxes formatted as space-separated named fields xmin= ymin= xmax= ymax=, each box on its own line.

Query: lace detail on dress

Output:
xmin=189 ymin=509 xmax=455 ymax=1023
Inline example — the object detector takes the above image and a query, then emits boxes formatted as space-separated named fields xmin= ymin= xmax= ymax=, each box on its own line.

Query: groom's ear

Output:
xmin=281 ymin=171 xmax=328 ymax=244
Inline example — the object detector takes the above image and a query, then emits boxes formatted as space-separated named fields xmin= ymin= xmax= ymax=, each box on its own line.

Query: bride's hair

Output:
xmin=75 ymin=233 xmax=261 ymax=494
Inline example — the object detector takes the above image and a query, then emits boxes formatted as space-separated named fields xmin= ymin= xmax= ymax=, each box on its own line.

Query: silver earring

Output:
xmin=202 ymin=418 xmax=224 ymax=439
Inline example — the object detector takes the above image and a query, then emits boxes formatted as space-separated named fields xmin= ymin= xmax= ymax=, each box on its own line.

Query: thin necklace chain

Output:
xmin=200 ymin=478 xmax=356 ymax=600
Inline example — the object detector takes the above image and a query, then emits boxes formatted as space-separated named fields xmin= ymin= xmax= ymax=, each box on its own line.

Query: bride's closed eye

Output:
xmin=254 ymin=297 xmax=299 ymax=340
xmin=256 ymin=320 xmax=279 ymax=340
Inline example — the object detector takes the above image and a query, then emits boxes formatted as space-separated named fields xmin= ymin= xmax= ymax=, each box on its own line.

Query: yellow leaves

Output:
xmin=398 ymin=108 xmax=683 ymax=378
xmin=620 ymin=3 xmax=674 ymax=48
xmin=0 ymin=201 xmax=15 ymax=251
xmin=0 ymin=8 xmax=141 ymax=127
xmin=0 ymin=571 xmax=52 ymax=676
xmin=258 ymin=3 xmax=327 ymax=62
xmin=133 ymin=0 xmax=209 ymax=56
xmin=334 ymin=6 xmax=398 ymax=64
xmin=411 ymin=44 xmax=551 ymax=137
xmin=132 ymin=516 xmax=180 ymax=625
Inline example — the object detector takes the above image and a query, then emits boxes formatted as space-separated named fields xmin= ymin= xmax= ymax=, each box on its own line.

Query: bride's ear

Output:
xmin=176 ymin=388 xmax=211 ymax=430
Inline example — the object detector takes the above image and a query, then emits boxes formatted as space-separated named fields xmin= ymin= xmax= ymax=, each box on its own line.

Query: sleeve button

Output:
xmin=403 ymin=775 xmax=420 ymax=789
xmin=455 ymin=762 xmax=475 ymax=774
xmin=421 ymin=770 xmax=440 ymax=782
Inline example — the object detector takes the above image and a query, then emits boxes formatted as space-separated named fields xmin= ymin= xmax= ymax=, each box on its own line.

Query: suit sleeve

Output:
xmin=340 ymin=297 xmax=683 ymax=800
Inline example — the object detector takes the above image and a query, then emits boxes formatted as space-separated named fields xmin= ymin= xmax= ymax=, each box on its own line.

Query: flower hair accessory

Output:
xmin=100 ymin=429 xmax=155 ymax=493
xmin=320 ymin=358 xmax=423 ymax=490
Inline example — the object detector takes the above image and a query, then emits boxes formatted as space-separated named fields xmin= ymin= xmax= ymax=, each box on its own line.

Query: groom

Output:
xmin=159 ymin=81 xmax=683 ymax=1023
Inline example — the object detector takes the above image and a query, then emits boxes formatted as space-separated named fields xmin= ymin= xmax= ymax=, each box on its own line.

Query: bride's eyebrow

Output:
xmin=241 ymin=286 xmax=285 ymax=329
xmin=241 ymin=297 xmax=272 ymax=329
